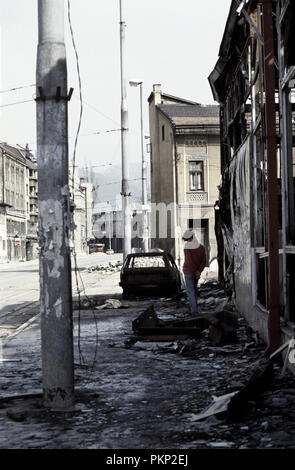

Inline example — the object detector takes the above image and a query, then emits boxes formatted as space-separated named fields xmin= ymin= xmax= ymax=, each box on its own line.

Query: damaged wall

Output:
xmin=229 ymin=138 xmax=253 ymax=322
xmin=209 ymin=0 xmax=295 ymax=359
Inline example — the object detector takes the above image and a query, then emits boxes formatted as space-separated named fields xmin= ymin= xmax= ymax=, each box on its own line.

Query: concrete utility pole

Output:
xmin=129 ymin=81 xmax=149 ymax=252
xmin=119 ymin=0 xmax=132 ymax=259
xmin=36 ymin=0 xmax=74 ymax=409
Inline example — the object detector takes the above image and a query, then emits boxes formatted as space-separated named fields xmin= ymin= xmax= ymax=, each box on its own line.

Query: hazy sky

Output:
xmin=0 ymin=0 xmax=231 ymax=171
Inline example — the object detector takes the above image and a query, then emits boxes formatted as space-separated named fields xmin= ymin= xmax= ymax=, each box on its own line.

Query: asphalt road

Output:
xmin=0 ymin=252 xmax=122 ymax=337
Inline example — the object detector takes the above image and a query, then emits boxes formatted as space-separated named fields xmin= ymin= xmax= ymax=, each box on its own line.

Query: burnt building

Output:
xmin=209 ymin=0 xmax=295 ymax=363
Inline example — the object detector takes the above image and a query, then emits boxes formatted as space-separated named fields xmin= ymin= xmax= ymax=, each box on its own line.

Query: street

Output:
xmin=0 ymin=270 xmax=295 ymax=450
xmin=0 ymin=253 xmax=123 ymax=339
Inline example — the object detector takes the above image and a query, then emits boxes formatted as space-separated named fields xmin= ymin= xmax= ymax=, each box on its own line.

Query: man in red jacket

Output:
xmin=182 ymin=229 xmax=206 ymax=316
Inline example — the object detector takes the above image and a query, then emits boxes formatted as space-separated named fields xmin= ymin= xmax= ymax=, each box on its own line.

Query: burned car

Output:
xmin=119 ymin=251 xmax=182 ymax=298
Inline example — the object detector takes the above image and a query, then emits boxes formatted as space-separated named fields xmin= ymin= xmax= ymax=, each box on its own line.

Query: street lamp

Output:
xmin=129 ymin=80 xmax=149 ymax=252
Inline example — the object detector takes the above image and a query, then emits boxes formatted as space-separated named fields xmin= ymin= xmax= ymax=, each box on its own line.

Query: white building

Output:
xmin=0 ymin=143 xmax=38 ymax=263
xmin=69 ymin=169 xmax=94 ymax=254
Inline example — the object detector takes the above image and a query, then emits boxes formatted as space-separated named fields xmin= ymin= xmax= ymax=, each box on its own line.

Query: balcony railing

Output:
xmin=27 ymin=223 xmax=38 ymax=237
xmin=186 ymin=192 xmax=208 ymax=204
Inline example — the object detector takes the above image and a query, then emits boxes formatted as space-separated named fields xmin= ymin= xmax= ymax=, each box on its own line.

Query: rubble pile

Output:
xmin=87 ymin=260 xmax=122 ymax=274
xmin=124 ymin=300 xmax=295 ymax=448
xmin=129 ymin=278 xmax=239 ymax=347
xmin=198 ymin=280 xmax=228 ymax=310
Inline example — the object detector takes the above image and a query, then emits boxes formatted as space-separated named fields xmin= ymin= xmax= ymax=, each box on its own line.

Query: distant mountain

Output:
xmin=79 ymin=162 xmax=151 ymax=208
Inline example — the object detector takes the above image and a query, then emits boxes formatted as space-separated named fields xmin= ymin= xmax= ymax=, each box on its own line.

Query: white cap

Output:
xmin=182 ymin=229 xmax=194 ymax=240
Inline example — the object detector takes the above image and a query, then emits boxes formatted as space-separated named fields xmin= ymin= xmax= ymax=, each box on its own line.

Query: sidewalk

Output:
xmin=0 ymin=274 xmax=295 ymax=450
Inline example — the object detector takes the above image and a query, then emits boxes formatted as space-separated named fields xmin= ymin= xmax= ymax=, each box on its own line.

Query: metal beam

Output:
xmin=261 ymin=0 xmax=281 ymax=353
xmin=234 ymin=0 xmax=264 ymax=46
xmin=279 ymin=0 xmax=290 ymax=26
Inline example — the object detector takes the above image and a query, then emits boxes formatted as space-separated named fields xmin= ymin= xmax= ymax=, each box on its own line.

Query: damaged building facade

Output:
xmin=209 ymin=0 xmax=295 ymax=362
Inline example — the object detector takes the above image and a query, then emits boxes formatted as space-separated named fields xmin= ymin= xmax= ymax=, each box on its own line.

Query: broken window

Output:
xmin=287 ymin=254 xmax=295 ymax=322
xmin=256 ymin=254 xmax=269 ymax=310
xmin=276 ymin=0 xmax=295 ymax=322
xmin=254 ymin=124 xmax=267 ymax=248
xmin=285 ymin=80 xmax=295 ymax=244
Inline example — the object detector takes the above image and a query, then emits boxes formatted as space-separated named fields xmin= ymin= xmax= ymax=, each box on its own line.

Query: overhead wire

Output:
xmin=67 ymin=0 xmax=99 ymax=378
xmin=67 ymin=0 xmax=87 ymax=368
xmin=0 ymin=99 xmax=34 ymax=108
xmin=72 ymin=95 xmax=120 ymax=127
xmin=0 ymin=84 xmax=35 ymax=93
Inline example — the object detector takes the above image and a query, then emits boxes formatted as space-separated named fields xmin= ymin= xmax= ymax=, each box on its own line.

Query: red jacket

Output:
xmin=183 ymin=243 xmax=206 ymax=275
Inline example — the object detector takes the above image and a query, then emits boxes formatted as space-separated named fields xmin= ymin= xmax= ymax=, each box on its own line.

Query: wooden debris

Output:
xmin=125 ymin=335 xmax=191 ymax=345
xmin=132 ymin=305 xmax=201 ymax=339
xmin=208 ymin=309 xmax=239 ymax=346
xmin=190 ymin=359 xmax=274 ymax=421
xmin=6 ymin=408 xmax=28 ymax=422
xmin=227 ymin=359 xmax=274 ymax=416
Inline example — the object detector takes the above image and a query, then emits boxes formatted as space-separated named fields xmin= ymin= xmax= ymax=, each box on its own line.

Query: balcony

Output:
xmin=29 ymin=173 xmax=38 ymax=182
xmin=186 ymin=192 xmax=208 ymax=204
xmin=29 ymin=179 xmax=37 ymax=188
xmin=7 ymin=207 xmax=26 ymax=217
xmin=27 ymin=222 xmax=38 ymax=238
xmin=30 ymin=208 xmax=38 ymax=216
xmin=30 ymin=214 xmax=38 ymax=224
xmin=30 ymin=194 xmax=38 ymax=203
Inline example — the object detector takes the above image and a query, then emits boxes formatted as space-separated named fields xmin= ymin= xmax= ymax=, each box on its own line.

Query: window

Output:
xmin=161 ymin=125 xmax=165 ymax=141
xmin=189 ymin=161 xmax=204 ymax=191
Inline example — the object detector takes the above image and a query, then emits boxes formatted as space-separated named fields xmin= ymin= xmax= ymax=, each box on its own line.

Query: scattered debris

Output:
xmin=190 ymin=359 xmax=274 ymax=422
xmin=189 ymin=392 xmax=238 ymax=421
xmin=95 ymin=299 xmax=129 ymax=310
xmin=6 ymin=408 xmax=28 ymax=422
xmin=0 ymin=392 xmax=43 ymax=404
xmin=72 ymin=295 xmax=127 ymax=311
xmin=207 ymin=441 xmax=234 ymax=448
xmin=227 ymin=359 xmax=274 ymax=416
xmin=0 ymin=359 xmax=22 ymax=363
xmin=132 ymin=305 xmax=201 ymax=339
xmin=208 ymin=309 xmax=239 ymax=346
xmin=132 ymin=305 xmax=164 ymax=330
xmin=269 ymin=337 xmax=295 ymax=377
xmin=87 ymin=260 xmax=122 ymax=274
